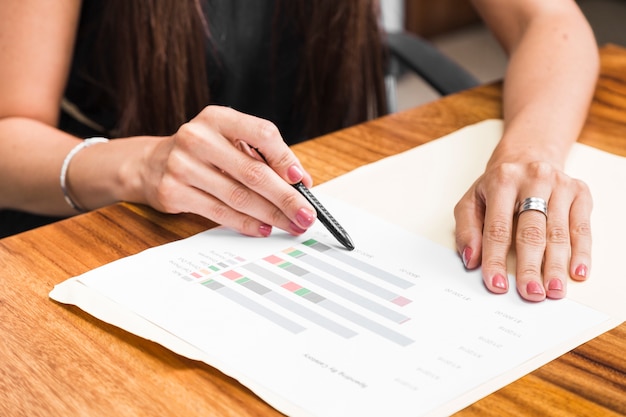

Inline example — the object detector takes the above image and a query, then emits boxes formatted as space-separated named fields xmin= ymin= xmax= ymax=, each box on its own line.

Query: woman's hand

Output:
xmin=137 ymin=106 xmax=317 ymax=237
xmin=454 ymin=160 xmax=592 ymax=301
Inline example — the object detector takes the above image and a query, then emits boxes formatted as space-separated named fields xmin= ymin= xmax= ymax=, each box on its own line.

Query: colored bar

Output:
xmin=240 ymin=279 xmax=271 ymax=295
xmin=392 ymin=296 xmax=412 ymax=307
xmin=234 ymin=265 xmax=357 ymax=339
xmin=287 ymin=249 xmax=409 ymax=304
xmin=282 ymin=281 xmax=302 ymax=292
xmin=264 ymin=255 xmax=284 ymax=265
xmin=201 ymin=279 xmax=224 ymax=290
xmin=242 ymin=262 xmax=413 ymax=346
xmin=296 ymin=269 xmax=410 ymax=324
xmin=222 ymin=270 xmax=243 ymax=280
xmin=258 ymin=255 xmax=411 ymax=324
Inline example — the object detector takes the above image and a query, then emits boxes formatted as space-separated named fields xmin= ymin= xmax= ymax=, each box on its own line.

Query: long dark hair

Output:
xmin=90 ymin=0 xmax=387 ymax=139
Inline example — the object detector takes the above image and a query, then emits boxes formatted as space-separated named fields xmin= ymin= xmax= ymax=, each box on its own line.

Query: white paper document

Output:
xmin=50 ymin=120 xmax=625 ymax=416
xmin=316 ymin=119 xmax=626 ymax=320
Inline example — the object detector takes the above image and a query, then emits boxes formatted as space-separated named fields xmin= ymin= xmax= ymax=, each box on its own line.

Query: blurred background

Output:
xmin=382 ymin=0 xmax=626 ymax=111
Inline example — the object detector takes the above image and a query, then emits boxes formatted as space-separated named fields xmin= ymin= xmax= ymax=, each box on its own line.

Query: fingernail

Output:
xmin=575 ymin=264 xmax=588 ymax=279
xmin=296 ymin=207 xmax=315 ymax=228
xmin=492 ymin=274 xmax=507 ymax=290
xmin=548 ymin=278 xmax=563 ymax=291
xmin=526 ymin=281 xmax=545 ymax=295
xmin=259 ymin=224 xmax=272 ymax=237
xmin=462 ymin=247 xmax=472 ymax=268
xmin=287 ymin=165 xmax=304 ymax=183
xmin=289 ymin=221 xmax=307 ymax=235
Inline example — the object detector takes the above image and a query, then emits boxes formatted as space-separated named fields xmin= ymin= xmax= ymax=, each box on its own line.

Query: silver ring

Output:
xmin=517 ymin=197 xmax=548 ymax=217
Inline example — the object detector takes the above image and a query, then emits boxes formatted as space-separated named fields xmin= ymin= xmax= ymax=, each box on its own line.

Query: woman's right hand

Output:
xmin=136 ymin=105 xmax=317 ymax=237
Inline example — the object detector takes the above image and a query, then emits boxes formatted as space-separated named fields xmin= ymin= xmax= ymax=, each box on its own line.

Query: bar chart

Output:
xmin=191 ymin=238 xmax=416 ymax=346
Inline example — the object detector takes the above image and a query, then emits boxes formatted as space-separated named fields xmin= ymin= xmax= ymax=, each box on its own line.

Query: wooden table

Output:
xmin=1 ymin=44 xmax=625 ymax=417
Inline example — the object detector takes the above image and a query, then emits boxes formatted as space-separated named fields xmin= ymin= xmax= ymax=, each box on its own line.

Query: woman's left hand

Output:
xmin=454 ymin=160 xmax=593 ymax=301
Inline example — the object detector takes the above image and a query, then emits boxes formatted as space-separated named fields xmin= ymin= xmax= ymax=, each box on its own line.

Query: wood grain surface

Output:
xmin=1 ymin=45 xmax=625 ymax=417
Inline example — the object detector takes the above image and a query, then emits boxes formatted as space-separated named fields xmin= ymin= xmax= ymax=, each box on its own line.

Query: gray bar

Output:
xmin=237 ymin=264 xmax=358 ymax=338
xmin=201 ymin=279 xmax=224 ymax=290
xmin=296 ymin=253 xmax=402 ymax=301
xmin=243 ymin=263 xmax=288 ymax=286
xmin=319 ymin=299 xmax=414 ymax=347
xmin=302 ymin=272 xmax=410 ymax=324
xmin=302 ymin=291 xmax=325 ymax=303
xmin=283 ymin=263 xmax=309 ymax=277
xmin=307 ymin=240 xmax=414 ymax=289
xmin=239 ymin=261 xmax=413 ymax=344
xmin=265 ymin=292 xmax=357 ymax=339
xmin=241 ymin=279 xmax=271 ymax=295
xmin=248 ymin=259 xmax=410 ymax=324
xmin=202 ymin=281 xmax=305 ymax=334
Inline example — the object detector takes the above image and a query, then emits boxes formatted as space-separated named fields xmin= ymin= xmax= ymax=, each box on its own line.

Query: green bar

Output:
xmin=209 ymin=265 xmax=220 ymax=271
xmin=302 ymin=239 xmax=317 ymax=247
xmin=287 ymin=249 xmax=305 ymax=258
xmin=295 ymin=288 xmax=310 ymax=296
xmin=236 ymin=277 xmax=250 ymax=284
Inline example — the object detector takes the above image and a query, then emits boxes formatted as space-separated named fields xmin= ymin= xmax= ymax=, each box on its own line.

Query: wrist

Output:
xmin=115 ymin=136 xmax=164 ymax=205
xmin=60 ymin=137 xmax=110 ymax=212
xmin=487 ymin=135 xmax=568 ymax=171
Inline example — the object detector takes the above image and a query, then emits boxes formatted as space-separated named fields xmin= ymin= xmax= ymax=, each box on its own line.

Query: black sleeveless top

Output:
xmin=61 ymin=0 xmax=303 ymax=141
xmin=1 ymin=0 xmax=304 ymax=238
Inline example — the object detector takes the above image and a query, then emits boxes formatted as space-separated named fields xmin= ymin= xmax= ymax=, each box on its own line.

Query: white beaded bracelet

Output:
xmin=59 ymin=137 xmax=109 ymax=212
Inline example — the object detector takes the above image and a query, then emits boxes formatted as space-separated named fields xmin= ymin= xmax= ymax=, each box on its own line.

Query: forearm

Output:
xmin=0 ymin=117 xmax=156 ymax=215
xmin=0 ymin=117 xmax=77 ymax=214
xmin=490 ymin=6 xmax=599 ymax=169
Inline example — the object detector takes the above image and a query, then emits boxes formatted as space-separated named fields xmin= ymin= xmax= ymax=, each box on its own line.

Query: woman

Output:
xmin=0 ymin=0 xmax=597 ymax=302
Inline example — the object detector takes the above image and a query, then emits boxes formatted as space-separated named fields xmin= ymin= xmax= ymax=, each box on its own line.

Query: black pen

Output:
xmin=237 ymin=141 xmax=355 ymax=250
xmin=291 ymin=181 xmax=355 ymax=251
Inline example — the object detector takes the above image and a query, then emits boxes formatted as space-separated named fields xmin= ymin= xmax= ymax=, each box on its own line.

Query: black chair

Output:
xmin=385 ymin=30 xmax=480 ymax=112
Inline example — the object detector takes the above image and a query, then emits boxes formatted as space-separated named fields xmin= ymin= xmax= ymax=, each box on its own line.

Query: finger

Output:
xmin=480 ymin=184 xmax=518 ymax=295
xmin=569 ymin=180 xmax=593 ymax=281
xmin=174 ymin=113 xmax=317 ymax=231
xmin=454 ymin=187 xmax=485 ymax=271
xmin=200 ymin=163 xmax=312 ymax=236
xmin=166 ymin=144 xmax=311 ymax=235
xmin=224 ymin=144 xmax=316 ymax=231
xmin=148 ymin=165 xmax=275 ymax=238
xmin=198 ymin=106 xmax=313 ymax=187
xmin=543 ymin=188 xmax=572 ymax=299
xmin=514 ymin=197 xmax=549 ymax=302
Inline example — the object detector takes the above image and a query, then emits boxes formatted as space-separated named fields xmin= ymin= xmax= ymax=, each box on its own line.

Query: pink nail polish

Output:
xmin=575 ymin=264 xmax=588 ymax=279
xmin=492 ymin=274 xmax=507 ymax=290
xmin=289 ymin=222 xmax=307 ymax=235
xmin=526 ymin=281 xmax=545 ymax=295
xmin=259 ymin=224 xmax=272 ymax=237
xmin=462 ymin=247 xmax=472 ymax=268
xmin=296 ymin=207 xmax=315 ymax=228
xmin=548 ymin=278 xmax=563 ymax=291
xmin=287 ymin=165 xmax=304 ymax=183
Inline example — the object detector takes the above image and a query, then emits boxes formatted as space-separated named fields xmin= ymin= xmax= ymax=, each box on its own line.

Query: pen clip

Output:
xmin=235 ymin=139 xmax=267 ymax=163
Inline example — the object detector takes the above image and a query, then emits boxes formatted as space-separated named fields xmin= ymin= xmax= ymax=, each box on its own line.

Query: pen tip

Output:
xmin=344 ymin=237 xmax=355 ymax=251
